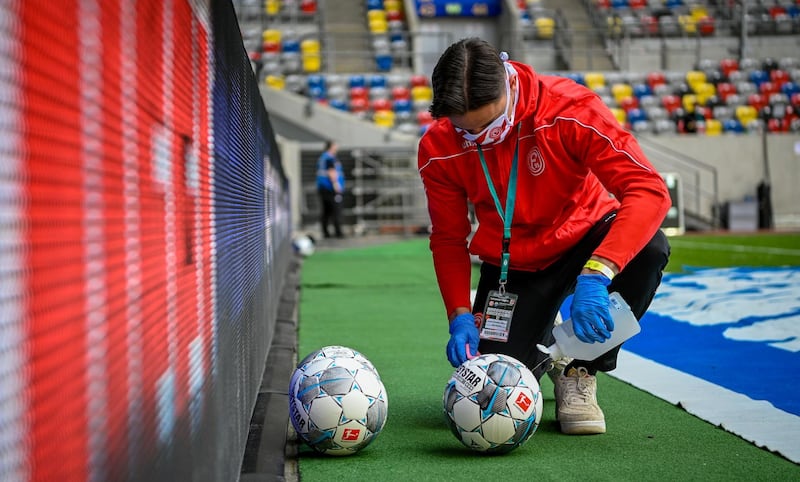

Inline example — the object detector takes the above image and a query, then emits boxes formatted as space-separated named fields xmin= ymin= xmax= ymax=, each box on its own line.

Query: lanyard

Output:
xmin=476 ymin=124 xmax=521 ymax=294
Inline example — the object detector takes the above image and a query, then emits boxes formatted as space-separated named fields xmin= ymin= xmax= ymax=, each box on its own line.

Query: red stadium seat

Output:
xmin=416 ymin=110 xmax=433 ymax=125
xmin=719 ymin=58 xmax=739 ymax=78
xmin=349 ymin=86 xmax=369 ymax=100
xmin=646 ymin=71 xmax=666 ymax=89
xmin=697 ymin=15 xmax=715 ymax=36
xmin=391 ymin=86 xmax=411 ymax=100
xmin=661 ymin=94 xmax=681 ymax=113
xmin=759 ymin=81 xmax=780 ymax=97
xmin=747 ymin=93 xmax=768 ymax=112
xmin=716 ymin=82 xmax=737 ymax=102
xmin=410 ymin=75 xmax=429 ymax=88
xmin=770 ymin=69 xmax=790 ymax=87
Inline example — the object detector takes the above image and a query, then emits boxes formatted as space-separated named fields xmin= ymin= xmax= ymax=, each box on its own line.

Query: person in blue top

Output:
xmin=316 ymin=140 xmax=345 ymax=238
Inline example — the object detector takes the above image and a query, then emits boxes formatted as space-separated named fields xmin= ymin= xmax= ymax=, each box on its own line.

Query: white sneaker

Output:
xmin=554 ymin=367 xmax=606 ymax=435
xmin=546 ymin=356 xmax=571 ymax=385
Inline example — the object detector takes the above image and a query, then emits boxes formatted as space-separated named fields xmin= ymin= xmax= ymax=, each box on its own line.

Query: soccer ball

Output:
xmin=296 ymin=345 xmax=380 ymax=377
xmin=443 ymin=353 xmax=542 ymax=453
xmin=292 ymin=234 xmax=315 ymax=257
xmin=289 ymin=346 xmax=388 ymax=455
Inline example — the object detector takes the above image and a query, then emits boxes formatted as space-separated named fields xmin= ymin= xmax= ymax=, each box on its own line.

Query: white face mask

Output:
xmin=457 ymin=64 xmax=517 ymax=146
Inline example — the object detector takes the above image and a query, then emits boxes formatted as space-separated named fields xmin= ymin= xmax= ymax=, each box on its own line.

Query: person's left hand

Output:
xmin=570 ymin=274 xmax=613 ymax=343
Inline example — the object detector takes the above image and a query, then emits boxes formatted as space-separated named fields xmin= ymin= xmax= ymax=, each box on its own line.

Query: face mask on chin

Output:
xmin=457 ymin=64 xmax=518 ymax=146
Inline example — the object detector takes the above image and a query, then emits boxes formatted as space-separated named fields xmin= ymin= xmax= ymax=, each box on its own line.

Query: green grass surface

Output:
xmin=296 ymin=233 xmax=800 ymax=480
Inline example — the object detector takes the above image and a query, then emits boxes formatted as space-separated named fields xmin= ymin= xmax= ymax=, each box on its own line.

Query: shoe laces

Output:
xmin=563 ymin=367 xmax=595 ymax=404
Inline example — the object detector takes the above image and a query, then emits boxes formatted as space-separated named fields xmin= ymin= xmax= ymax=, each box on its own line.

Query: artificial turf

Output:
xmin=294 ymin=234 xmax=800 ymax=480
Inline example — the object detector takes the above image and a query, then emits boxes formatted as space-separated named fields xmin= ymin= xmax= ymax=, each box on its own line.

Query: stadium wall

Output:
xmin=0 ymin=1 xmax=292 ymax=481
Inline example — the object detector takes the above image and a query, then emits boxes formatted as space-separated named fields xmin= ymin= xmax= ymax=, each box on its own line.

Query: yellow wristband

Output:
xmin=584 ymin=259 xmax=615 ymax=280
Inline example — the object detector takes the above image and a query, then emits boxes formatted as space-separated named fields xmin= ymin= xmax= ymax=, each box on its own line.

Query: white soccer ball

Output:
xmin=289 ymin=346 xmax=388 ymax=456
xmin=292 ymin=234 xmax=315 ymax=257
xmin=443 ymin=353 xmax=542 ymax=453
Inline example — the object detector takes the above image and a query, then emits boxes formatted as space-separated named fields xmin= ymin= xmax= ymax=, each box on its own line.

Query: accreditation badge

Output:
xmin=479 ymin=290 xmax=518 ymax=342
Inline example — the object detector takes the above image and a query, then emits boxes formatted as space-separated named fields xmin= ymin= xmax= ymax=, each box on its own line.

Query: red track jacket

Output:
xmin=418 ymin=61 xmax=671 ymax=317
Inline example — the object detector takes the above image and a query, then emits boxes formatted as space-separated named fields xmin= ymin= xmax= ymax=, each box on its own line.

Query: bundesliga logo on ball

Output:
xmin=443 ymin=353 xmax=542 ymax=453
xmin=288 ymin=346 xmax=388 ymax=456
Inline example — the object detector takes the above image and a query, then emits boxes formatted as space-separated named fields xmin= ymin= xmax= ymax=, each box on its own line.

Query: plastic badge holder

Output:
xmin=537 ymin=292 xmax=640 ymax=361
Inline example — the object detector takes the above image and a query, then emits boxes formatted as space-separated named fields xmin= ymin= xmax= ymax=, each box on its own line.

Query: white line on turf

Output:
xmin=612 ymin=349 xmax=800 ymax=464
xmin=667 ymin=240 xmax=800 ymax=257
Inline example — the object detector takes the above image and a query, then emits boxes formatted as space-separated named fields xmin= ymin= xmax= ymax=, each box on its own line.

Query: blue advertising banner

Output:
xmin=415 ymin=0 xmax=502 ymax=17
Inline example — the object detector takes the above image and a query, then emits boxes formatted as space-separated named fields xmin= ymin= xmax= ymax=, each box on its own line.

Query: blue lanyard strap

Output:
xmin=476 ymin=124 xmax=521 ymax=292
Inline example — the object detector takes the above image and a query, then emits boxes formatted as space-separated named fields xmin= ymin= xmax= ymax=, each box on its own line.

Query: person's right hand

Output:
xmin=447 ymin=313 xmax=479 ymax=367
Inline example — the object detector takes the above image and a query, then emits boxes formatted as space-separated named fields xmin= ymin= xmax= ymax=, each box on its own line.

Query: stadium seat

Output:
xmin=584 ymin=72 xmax=606 ymax=91
xmin=349 ymin=86 xmax=369 ymax=101
xmin=722 ymin=118 xmax=744 ymax=133
xmin=620 ymin=96 xmax=640 ymax=112
xmin=265 ymin=74 xmax=285 ymax=90
xmin=371 ymin=98 xmax=392 ymax=111
xmin=747 ymin=93 xmax=768 ymax=112
xmin=373 ymin=109 xmax=395 ymax=128
xmin=646 ymin=71 xmax=666 ymax=89
xmin=705 ymin=118 xmax=722 ymax=135
xmin=349 ymin=97 xmax=369 ymax=113
xmin=719 ymin=58 xmax=739 ymax=78
xmin=610 ymin=107 xmax=627 ymax=126
xmin=750 ymin=70 xmax=770 ymax=87
xmin=534 ymin=17 xmax=556 ymax=39
xmin=716 ymin=82 xmax=737 ymax=102
xmin=391 ymin=86 xmax=411 ymax=100
xmin=565 ymin=72 xmax=585 ymax=85
xmin=736 ymin=105 xmax=759 ymax=125
xmin=416 ymin=110 xmax=433 ymax=126
xmin=300 ymin=0 xmax=317 ymax=14
xmin=369 ymin=74 xmax=387 ymax=88
xmin=760 ymin=81 xmax=780 ymax=97
xmin=265 ymin=0 xmax=280 ymax=16
xmin=410 ymin=74 xmax=429 ymax=87
xmin=411 ymin=85 xmax=433 ymax=102
xmin=612 ymin=83 xmax=634 ymax=104
xmin=393 ymin=98 xmax=412 ymax=113
xmin=375 ymin=53 xmax=393 ymax=71
xmin=329 ymin=99 xmax=349 ymax=111
xmin=693 ymin=82 xmax=716 ymax=106
xmin=369 ymin=86 xmax=390 ymax=101
xmin=661 ymin=94 xmax=681 ymax=113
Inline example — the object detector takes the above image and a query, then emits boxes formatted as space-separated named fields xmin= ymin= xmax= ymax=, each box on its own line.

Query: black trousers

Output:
xmin=473 ymin=212 xmax=671 ymax=379
xmin=318 ymin=189 xmax=343 ymax=238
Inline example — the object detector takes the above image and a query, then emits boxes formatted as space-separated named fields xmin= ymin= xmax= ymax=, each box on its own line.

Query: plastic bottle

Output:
xmin=536 ymin=292 xmax=640 ymax=360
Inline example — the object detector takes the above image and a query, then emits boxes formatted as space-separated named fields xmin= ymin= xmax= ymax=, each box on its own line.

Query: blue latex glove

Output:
xmin=570 ymin=274 xmax=614 ymax=343
xmin=447 ymin=313 xmax=480 ymax=367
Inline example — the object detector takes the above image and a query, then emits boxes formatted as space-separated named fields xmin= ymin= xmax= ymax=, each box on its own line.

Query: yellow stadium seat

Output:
xmin=411 ymin=85 xmax=433 ymax=102
xmin=690 ymin=5 xmax=708 ymax=22
xmin=300 ymin=38 xmax=320 ymax=53
xmin=301 ymin=51 xmax=321 ymax=72
xmin=266 ymin=0 xmax=280 ymax=16
xmin=610 ymin=107 xmax=626 ymax=126
xmin=374 ymin=109 xmax=396 ymax=128
xmin=584 ymin=72 xmax=605 ymax=91
xmin=735 ymin=105 xmax=758 ymax=125
xmin=534 ymin=17 xmax=555 ymax=40
xmin=682 ymin=94 xmax=698 ymax=113
xmin=679 ymin=15 xmax=697 ymax=34
xmin=685 ymin=70 xmax=706 ymax=88
xmin=705 ymin=118 xmax=722 ymax=136
xmin=369 ymin=18 xmax=388 ymax=34
xmin=611 ymin=83 xmax=633 ymax=104
xmin=367 ymin=9 xmax=387 ymax=23
xmin=384 ymin=0 xmax=403 ymax=12
xmin=262 ymin=29 xmax=281 ymax=44
xmin=693 ymin=82 xmax=716 ymax=106
xmin=265 ymin=75 xmax=285 ymax=90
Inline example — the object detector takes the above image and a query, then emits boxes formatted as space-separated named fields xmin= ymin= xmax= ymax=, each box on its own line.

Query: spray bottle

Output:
xmin=536 ymin=292 xmax=640 ymax=360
